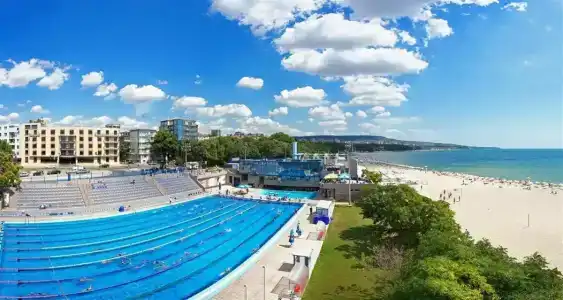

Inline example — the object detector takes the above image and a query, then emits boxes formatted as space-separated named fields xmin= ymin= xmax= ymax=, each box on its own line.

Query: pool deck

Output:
xmin=214 ymin=205 xmax=325 ymax=300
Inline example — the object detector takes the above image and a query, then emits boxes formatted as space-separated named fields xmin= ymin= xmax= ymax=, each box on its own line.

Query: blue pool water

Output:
xmin=260 ymin=189 xmax=317 ymax=199
xmin=0 ymin=196 xmax=302 ymax=299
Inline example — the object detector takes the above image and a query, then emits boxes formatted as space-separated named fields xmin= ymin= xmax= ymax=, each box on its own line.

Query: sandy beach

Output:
xmin=366 ymin=164 xmax=563 ymax=270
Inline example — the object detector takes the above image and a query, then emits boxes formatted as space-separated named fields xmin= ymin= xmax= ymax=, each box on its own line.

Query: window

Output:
xmin=88 ymin=130 xmax=92 ymax=135
xmin=79 ymin=130 xmax=83 ymax=134
xmin=32 ymin=137 xmax=36 ymax=142
xmin=41 ymin=151 xmax=46 ymax=156
xmin=41 ymin=137 xmax=46 ymax=142
xmin=79 ymin=137 xmax=84 ymax=141
xmin=70 ymin=130 xmax=74 ymax=135
xmin=89 ymin=151 xmax=93 ymax=155
xmin=89 ymin=144 xmax=93 ymax=148
xmin=51 ymin=144 xmax=55 ymax=148
xmin=25 ymin=137 xmax=29 ymax=142
xmin=80 ymin=151 xmax=84 ymax=155
xmin=25 ymin=130 xmax=28 ymax=135
xmin=41 ymin=144 xmax=46 ymax=149
xmin=32 ymin=151 xmax=36 ymax=155
xmin=25 ymin=150 xmax=28 ymax=155
xmin=60 ymin=129 xmax=65 ymax=134
xmin=51 ymin=151 xmax=55 ymax=156
xmin=33 ymin=158 xmax=37 ymax=163
xmin=41 ymin=130 xmax=46 ymax=135
xmin=51 ymin=137 xmax=55 ymax=141
xmin=51 ymin=129 xmax=55 ymax=135
xmin=97 ymin=130 xmax=101 ymax=134
xmin=88 ymin=137 xmax=92 ymax=142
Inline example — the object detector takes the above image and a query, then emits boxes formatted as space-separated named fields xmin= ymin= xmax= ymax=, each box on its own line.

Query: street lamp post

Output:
xmin=262 ymin=265 xmax=266 ymax=300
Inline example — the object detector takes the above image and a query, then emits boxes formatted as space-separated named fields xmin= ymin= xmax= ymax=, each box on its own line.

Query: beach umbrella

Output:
xmin=237 ymin=184 xmax=250 ymax=189
xmin=338 ymin=173 xmax=350 ymax=180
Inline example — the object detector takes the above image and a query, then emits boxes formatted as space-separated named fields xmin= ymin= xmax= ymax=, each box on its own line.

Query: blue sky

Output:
xmin=0 ymin=0 xmax=560 ymax=148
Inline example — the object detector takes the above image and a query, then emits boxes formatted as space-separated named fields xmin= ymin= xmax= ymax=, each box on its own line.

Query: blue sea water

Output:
xmin=359 ymin=149 xmax=563 ymax=183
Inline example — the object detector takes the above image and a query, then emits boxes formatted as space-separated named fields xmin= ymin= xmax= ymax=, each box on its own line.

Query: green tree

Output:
xmin=119 ymin=140 xmax=131 ymax=163
xmin=362 ymin=169 xmax=383 ymax=184
xmin=150 ymin=130 xmax=179 ymax=167
xmin=270 ymin=132 xmax=294 ymax=144
xmin=0 ymin=151 xmax=21 ymax=189
xmin=0 ymin=140 xmax=12 ymax=155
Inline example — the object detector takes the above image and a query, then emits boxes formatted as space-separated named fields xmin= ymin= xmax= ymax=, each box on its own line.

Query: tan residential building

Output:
xmin=19 ymin=121 xmax=121 ymax=167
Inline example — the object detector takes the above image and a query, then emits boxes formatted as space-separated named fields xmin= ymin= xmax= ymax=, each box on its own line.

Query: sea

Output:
xmin=356 ymin=149 xmax=563 ymax=184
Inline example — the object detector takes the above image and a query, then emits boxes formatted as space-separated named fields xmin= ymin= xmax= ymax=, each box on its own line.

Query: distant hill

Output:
xmin=293 ymin=135 xmax=470 ymax=149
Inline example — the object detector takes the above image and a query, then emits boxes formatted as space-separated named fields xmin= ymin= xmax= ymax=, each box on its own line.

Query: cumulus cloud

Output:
xmin=81 ymin=71 xmax=104 ymax=87
xmin=0 ymin=112 xmax=19 ymax=123
xmin=282 ymin=48 xmax=428 ymax=77
xmin=356 ymin=110 xmax=367 ymax=118
xmin=343 ymin=76 xmax=409 ymax=107
xmin=236 ymin=76 xmax=264 ymax=90
xmin=30 ymin=105 xmax=50 ymax=114
xmin=368 ymin=106 xmax=386 ymax=113
xmin=268 ymin=107 xmax=289 ymax=117
xmin=172 ymin=96 xmax=208 ymax=110
xmin=211 ymin=0 xmax=323 ymax=34
xmin=94 ymin=83 xmax=118 ymax=99
xmin=118 ymin=84 xmax=167 ymax=103
xmin=274 ymin=86 xmax=327 ymax=108
xmin=375 ymin=111 xmax=391 ymax=118
xmin=319 ymin=119 xmax=347 ymax=127
xmin=345 ymin=112 xmax=353 ymax=118
xmin=275 ymin=13 xmax=397 ymax=52
xmin=308 ymin=104 xmax=346 ymax=120
xmin=0 ymin=59 xmax=49 ymax=88
xmin=359 ymin=122 xmax=380 ymax=133
xmin=398 ymin=30 xmax=417 ymax=45
xmin=54 ymin=115 xmax=149 ymax=129
xmin=37 ymin=68 xmax=69 ymax=90
xmin=239 ymin=116 xmax=305 ymax=135
xmin=196 ymin=104 xmax=253 ymax=118
xmin=116 ymin=116 xmax=149 ymax=129
xmin=502 ymin=2 xmax=527 ymax=12
xmin=426 ymin=18 xmax=453 ymax=39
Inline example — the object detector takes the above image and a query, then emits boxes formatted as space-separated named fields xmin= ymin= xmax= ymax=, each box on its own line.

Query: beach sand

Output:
xmin=366 ymin=164 xmax=563 ymax=270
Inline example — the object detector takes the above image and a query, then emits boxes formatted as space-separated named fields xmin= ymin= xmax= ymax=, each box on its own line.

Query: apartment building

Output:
xmin=129 ymin=129 xmax=156 ymax=164
xmin=119 ymin=131 xmax=131 ymax=162
xmin=0 ymin=123 xmax=20 ymax=159
xmin=19 ymin=121 xmax=121 ymax=167
xmin=159 ymin=118 xmax=198 ymax=141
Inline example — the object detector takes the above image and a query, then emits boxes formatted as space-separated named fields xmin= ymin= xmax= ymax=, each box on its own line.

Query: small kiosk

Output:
xmin=313 ymin=200 xmax=332 ymax=225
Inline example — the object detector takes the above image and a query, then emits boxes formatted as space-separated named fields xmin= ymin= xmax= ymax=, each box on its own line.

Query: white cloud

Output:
xmin=269 ymin=106 xmax=289 ymax=117
xmin=308 ymin=118 xmax=314 ymax=123
xmin=376 ymin=111 xmax=391 ymax=118
xmin=319 ymin=119 xmax=347 ymax=126
xmin=37 ymin=68 xmax=69 ymax=90
xmin=0 ymin=59 xmax=48 ymax=88
xmin=385 ymin=128 xmax=406 ymax=138
xmin=56 ymin=115 xmax=83 ymax=126
xmin=30 ymin=105 xmax=50 ymax=114
xmin=239 ymin=116 xmax=305 ymax=135
xmin=426 ymin=18 xmax=454 ymax=39
xmin=196 ymin=104 xmax=253 ymax=118
xmin=275 ymin=13 xmax=397 ymax=52
xmin=275 ymin=86 xmax=327 ymax=107
xmin=337 ymin=0 xmax=498 ymax=19
xmin=236 ymin=76 xmax=264 ymax=90
xmin=356 ymin=110 xmax=367 ymax=118
xmin=373 ymin=116 xmax=421 ymax=125
xmin=94 ymin=83 xmax=118 ymax=99
xmin=343 ymin=76 xmax=409 ymax=106
xmin=118 ymin=84 xmax=167 ymax=103
xmin=116 ymin=116 xmax=149 ymax=130
xmin=211 ymin=0 xmax=324 ymax=34
xmin=282 ymin=48 xmax=428 ymax=77
xmin=172 ymin=96 xmax=208 ymax=110
xmin=308 ymin=104 xmax=346 ymax=120
xmin=81 ymin=71 xmax=104 ymax=87
xmin=0 ymin=104 xmax=4 ymax=109
xmin=398 ymin=30 xmax=417 ymax=45
xmin=345 ymin=112 xmax=353 ymax=118
xmin=194 ymin=74 xmax=202 ymax=85
xmin=0 ymin=112 xmax=19 ymax=123
xmin=502 ymin=2 xmax=527 ymax=12
xmin=368 ymin=106 xmax=386 ymax=113
xmin=359 ymin=122 xmax=380 ymax=133
xmin=197 ymin=118 xmax=227 ymax=134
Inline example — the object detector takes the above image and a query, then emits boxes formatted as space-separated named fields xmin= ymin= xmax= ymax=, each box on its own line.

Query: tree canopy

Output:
xmin=355 ymin=171 xmax=563 ymax=300
xmin=150 ymin=130 xmax=179 ymax=166
xmin=0 ymin=140 xmax=12 ymax=155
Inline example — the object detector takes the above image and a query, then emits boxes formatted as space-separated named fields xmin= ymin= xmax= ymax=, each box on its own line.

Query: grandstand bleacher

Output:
xmin=154 ymin=174 xmax=201 ymax=195
xmin=87 ymin=176 xmax=162 ymax=205
xmin=15 ymin=184 xmax=85 ymax=209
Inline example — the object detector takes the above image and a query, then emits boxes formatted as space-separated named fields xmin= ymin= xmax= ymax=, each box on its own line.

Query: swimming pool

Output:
xmin=0 ymin=196 xmax=302 ymax=299
xmin=260 ymin=189 xmax=317 ymax=199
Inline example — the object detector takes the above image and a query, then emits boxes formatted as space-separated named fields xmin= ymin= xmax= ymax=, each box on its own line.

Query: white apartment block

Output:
xmin=19 ymin=121 xmax=121 ymax=167
xmin=129 ymin=129 xmax=156 ymax=164
xmin=0 ymin=123 xmax=20 ymax=158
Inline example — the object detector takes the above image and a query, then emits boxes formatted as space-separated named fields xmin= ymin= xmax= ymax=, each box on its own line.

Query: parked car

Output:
xmin=47 ymin=169 xmax=61 ymax=175
xmin=19 ymin=172 xmax=29 ymax=177
xmin=100 ymin=164 xmax=110 ymax=169
xmin=76 ymin=169 xmax=90 ymax=174
xmin=32 ymin=170 xmax=43 ymax=176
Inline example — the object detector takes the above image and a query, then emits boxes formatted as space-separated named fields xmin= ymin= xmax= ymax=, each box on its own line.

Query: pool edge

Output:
xmin=190 ymin=203 xmax=307 ymax=300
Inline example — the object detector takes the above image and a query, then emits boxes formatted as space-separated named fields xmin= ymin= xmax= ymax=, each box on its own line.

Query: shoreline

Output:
xmin=362 ymin=162 xmax=563 ymax=270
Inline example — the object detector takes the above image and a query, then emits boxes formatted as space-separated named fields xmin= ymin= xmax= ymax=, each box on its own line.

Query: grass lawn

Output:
xmin=303 ymin=206 xmax=397 ymax=300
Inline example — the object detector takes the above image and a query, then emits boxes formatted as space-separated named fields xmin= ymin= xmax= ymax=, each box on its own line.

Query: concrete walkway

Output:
xmin=215 ymin=207 xmax=325 ymax=300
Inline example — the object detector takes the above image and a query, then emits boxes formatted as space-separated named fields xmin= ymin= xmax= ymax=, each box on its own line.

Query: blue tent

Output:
xmin=118 ymin=206 xmax=125 ymax=212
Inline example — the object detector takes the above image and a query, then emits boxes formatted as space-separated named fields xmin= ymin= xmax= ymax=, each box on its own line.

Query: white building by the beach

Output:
xmin=0 ymin=123 xmax=20 ymax=158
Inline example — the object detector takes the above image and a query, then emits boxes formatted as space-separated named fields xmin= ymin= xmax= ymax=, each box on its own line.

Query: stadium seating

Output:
xmin=15 ymin=184 xmax=86 ymax=209
xmin=88 ymin=176 xmax=162 ymax=205
xmin=154 ymin=174 xmax=201 ymax=195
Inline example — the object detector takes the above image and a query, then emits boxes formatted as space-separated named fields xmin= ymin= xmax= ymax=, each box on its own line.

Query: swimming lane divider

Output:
xmin=0 ymin=206 xmax=273 ymax=299
xmin=0 ymin=205 xmax=272 ymax=286
xmin=130 ymin=210 xmax=280 ymax=299
xmin=5 ymin=202 xmax=246 ymax=251
xmin=10 ymin=203 xmax=254 ymax=261
xmin=3 ymin=200 xmax=231 ymax=238
xmin=0 ymin=204 xmax=259 ymax=273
